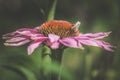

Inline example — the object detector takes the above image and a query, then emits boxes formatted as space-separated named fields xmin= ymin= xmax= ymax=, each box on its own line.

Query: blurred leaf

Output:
xmin=47 ymin=0 xmax=57 ymax=21
xmin=0 ymin=66 xmax=25 ymax=80
xmin=41 ymin=46 xmax=74 ymax=80
xmin=18 ymin=66 xmax=37 ymax=80
xmin=42 ymin=60 xmax=73 ymax=80
xmin=2 ymin=65 xmax=37 ymax=80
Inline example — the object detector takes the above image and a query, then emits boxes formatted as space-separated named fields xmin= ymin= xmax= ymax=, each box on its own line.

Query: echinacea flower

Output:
xmin=2 ymin=20 xmax=114 ymax=55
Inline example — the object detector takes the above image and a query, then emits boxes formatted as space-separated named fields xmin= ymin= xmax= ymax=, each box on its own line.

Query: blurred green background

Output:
xmin=0 ymin=0 xmax=119 ymax=80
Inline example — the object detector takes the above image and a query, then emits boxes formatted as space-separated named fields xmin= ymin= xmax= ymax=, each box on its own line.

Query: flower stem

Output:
xmin=51 ymin=49 xmax=64 ymax=80
xmin=42 ymin=46 xmax=52 ymax=80
xmin=51 ymin=49 xmax=63 ymax=62
xmin=42 ymin=46 xmax=64 ymax=80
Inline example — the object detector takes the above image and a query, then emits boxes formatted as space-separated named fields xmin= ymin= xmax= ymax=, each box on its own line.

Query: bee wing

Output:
xmin=71 ymin=21 xmax=81 ymax=29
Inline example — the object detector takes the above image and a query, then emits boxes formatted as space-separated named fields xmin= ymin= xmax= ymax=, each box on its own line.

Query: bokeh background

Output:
xmin=0 ymin=0 xmax=119 ymax=80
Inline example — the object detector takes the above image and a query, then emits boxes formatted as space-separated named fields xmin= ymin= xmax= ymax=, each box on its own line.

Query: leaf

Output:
xmin=2 ymin=65 xmax=37 ymax=80
xmin=47 ymin=0 xmax=57 ymax=21
xmin=18 ymin=66 xmax=37 ymax=80
xmin=42 ymin=61 xmax=74 ymax=80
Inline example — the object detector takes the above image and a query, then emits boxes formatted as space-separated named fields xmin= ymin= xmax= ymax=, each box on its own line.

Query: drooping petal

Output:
xmin=5 ymin=37 xmax=26 ymax=42
xmin=79 ymin=32 xmax=111 ymax=39
xmin=78 ymin=39 xmax=98 ymax=46
xmin=27 ymin=39 xmax=46 ymax=55
xmin=2 ymin=32 xmax=17 ymax=39
xmin=16 ymin=28 xmax=38 ymax=33
xmin=95 ymin=40 xmax=115 ymax=51
xmin=75 ymin=32 xmax=115 ymax=51
xmin=60 ymin=38 xmax=84 ymax=49
xmin=16 ymin=31 xmax=35 ymax=36
xmin=2 ymin=28 xmax=38 ymax=40
xmin=30 ymin=34 xmax=47 ymax=40
xmin=4 ymin=40 xmax=30 ymax=46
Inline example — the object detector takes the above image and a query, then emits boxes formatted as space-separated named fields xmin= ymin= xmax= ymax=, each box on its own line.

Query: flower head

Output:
xmin=2 ymin=20 xmax=115 ymax=55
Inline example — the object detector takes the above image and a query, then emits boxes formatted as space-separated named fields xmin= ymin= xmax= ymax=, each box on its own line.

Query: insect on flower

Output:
xmin=2 ymin=20 xmax=115 ymax=55
xmin=39 ymin=20 xmax=80 ymax=38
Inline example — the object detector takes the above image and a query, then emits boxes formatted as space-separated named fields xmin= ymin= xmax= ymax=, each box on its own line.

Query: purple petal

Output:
xmin=5 ymin=37 xmax=26 ymax=42
xmin=48 ymin=34 xmax=60 ymax=42
xmin=75 ymin=32 xmax=115 ymax=51
xmin=78 ymin=39 xmax=98 ymax=46
xmin=50 ymin=42 xmax=60 ymax=49
xmin=2 ymin=32 xmax=17 ymax=39
xmin=60 ymin=38 xmax=84 ymax=49
xmin=16 ymin=31 xmax=35 ymax=36
xmin=3 ymin=28 xmax=38 ymax=38
xmin=60 ymin=38 xmax=77 ymax=47
xmin=34 ymin=26 xmax=40 ymax=30
xmin=47 ymin=34 xmax=60 ymax=49
xmin=27 ymin=39 xmax=46 ymax=55
xmin=16 ymin=28 xmax=38 ymax=33
xmin=96 ymin=40 xmax=115 ymax=51
xmin=4 ymin=40 xmax=30 ymax=46
xmin=30 ymin=34 xmax=47 ymax=40
xmin=79 ymin=32 xmax=111 ymax=39
xmin=78 ymin=42 xmax=84 ymax=50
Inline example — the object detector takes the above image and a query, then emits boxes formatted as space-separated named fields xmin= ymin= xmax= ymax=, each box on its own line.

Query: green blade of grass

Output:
xmin=47 ymin=0 xmax=57 ymax=21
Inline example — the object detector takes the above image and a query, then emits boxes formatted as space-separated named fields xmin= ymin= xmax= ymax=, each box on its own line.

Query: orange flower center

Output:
xmin=39 ymin=20 xmax=80 ymax=38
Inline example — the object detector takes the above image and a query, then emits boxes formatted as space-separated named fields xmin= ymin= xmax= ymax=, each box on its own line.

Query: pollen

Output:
xmin=39 ymin=20 xmax=80 ymax=38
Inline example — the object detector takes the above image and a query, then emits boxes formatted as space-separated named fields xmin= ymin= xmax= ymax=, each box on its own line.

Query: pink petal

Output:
xmin=60 ymin=38 xmax=84 ymax=49
xmin=31 ymin=34 xmax=47 ymax=40
xmin=48 ymin=34 xmax=60 ymax=42
xmin=96 ymin=40 xmax=115 ymax=51
xmin=78 ymin=43 xmax=84 ymax=50
xmin=50 ymin=42 xmax=60 ymax=49
xmin=75 ymin=32 xmax=115 ymax=51
xmin=2 ymin=28 xmax=38 ymax=39
xmin=4 ymin=40 xmax=30 ymax=46
xmin=27 ymin=39 xmax=46 ymax=55
xmin=16 ymin=28 xmax=38 ymax=33
xmin=47 ymin=34 xmax=60 ymax=49
xmin=34 ymin=26 xmax=40 ymax=30
xmin=2 ymin=32 xmax=17 ymax=39
xmin=79 ymin=32 xmax=111 ymax=39
xmin=5 ymin=37 xmax=26 ymax=42
xmin=16 ymin=31 xmax=35 ymax=36
xmin=78 ymin=39 xmax=98 ymax=46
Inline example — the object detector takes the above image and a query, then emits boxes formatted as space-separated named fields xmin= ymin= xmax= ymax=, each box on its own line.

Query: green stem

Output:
xmin=42 ymin=46 xmax=64 ymax=80
xmin=80 ymin=52 xmax=86 ymax=80
xmin=42 ymin=46 xmax=51 ymax=80
xmin=47 ymin=0 xmax=57 ymax=21
xmin=51 ymin=49 xmax=64 ymax=80
xmin=58 ymin=64 xmax=63 ymax=80
xmin=51 ymin=49 xmax=64 ymax=62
